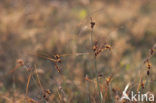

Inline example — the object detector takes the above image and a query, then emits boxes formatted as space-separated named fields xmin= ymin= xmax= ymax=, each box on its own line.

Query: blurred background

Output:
xmin=0 ymin=0 xmax=156 ymax=103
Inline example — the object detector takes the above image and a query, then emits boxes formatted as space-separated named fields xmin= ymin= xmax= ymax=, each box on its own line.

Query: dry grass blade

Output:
xmin=34 ymin=65 xmax=44 ymax=92
xmin=26 ymin=71 xmax=32 ymax=97
xmin=37 ymin=54 xmax=57 ymax=62
xmin=57 ymin=89 xmax=62 ymax=103
xmin=37 ymin=52 xmax=91 ymax=58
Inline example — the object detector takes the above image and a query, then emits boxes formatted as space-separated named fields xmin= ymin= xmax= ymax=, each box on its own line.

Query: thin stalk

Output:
xmin=86 ymin=75 xmax=91 ymax=103
xmin=26 ymin=71 xmax=32 ymax=97
xmin=144 ymin=75 xmax=149 ymax=92
xmin=109 ymin=84 xmax=114 ymax=103
xmin=12 ymin=74 xmax=16 ymax=103
xmin=90 ymin=28 xmax=102 ymax=103
xmin=34 ymin=65 xmax=44 ymax=92
xmin=24 ymin=71 xmax=40 ymax=91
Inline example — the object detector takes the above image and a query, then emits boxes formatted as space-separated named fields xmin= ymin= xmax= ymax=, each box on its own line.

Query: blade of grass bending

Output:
xmin=26 ymin=71 xmax=32 ymax=97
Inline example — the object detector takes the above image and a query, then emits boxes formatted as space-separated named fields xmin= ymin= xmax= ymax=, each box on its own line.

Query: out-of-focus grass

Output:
xmin=0 ymin=0 xmax=156 ymax=103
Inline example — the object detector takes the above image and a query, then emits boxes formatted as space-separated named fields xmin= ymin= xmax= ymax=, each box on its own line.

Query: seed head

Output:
xmin=90 ymin=17 xmax=95 ymax=29
xmin=17 ymin=59 xmax=24 ymax=66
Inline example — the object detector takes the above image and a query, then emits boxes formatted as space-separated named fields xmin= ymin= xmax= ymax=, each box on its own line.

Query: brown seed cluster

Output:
xmin=138 ymin=78 xmax=145 ymax=91
xmin=143 ymin=45 xmax=155 ymax=76
xmin=54 ymin=54 xmax=62 ymax=73
xmin=146 ymin=60 xmax=152 ymax=76
xmin=149 ymin=44 xmax=156 ymax=56
xmin=17 ymin=59 xmax=24 ymax=66
xmin=92 ymin=41 xmax=111 ymax=57
xmin=55 ymin=54 xmax=61 ymax=63
xmin=106 ymin=75 xmax=112 ymax=85
xmin=42 ymin=89 xmax=52 ymax=101
xmin=38 ymin=54 xmax=62 ymax=73
xmin=144 ymin=47 xmax=155 ymax=76
xmin=141 ymin=80 xmax=144 ymax=89
xmin=90 ymin=17 xmax=95 ymax=29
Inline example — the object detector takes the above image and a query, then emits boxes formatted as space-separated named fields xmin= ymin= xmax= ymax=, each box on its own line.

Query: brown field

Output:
xmin=0 ymin=0 xmax=156 ymax=103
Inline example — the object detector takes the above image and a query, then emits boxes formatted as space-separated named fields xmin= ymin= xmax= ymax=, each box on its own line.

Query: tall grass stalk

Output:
xmin=85 ymin=75 xmax=91 ymax=103
xmin=109 ymin=84 xmax=114 ymax=103
xmin=13 ymin=74 xmax=16 ymax=103
xmin=90 ymin=25 xmax=102 ymax=103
